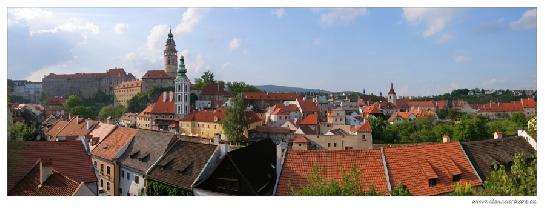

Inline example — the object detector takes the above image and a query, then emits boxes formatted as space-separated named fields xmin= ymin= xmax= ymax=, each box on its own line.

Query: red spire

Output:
xmin=388 ymin=82 xmax=396 ymax=95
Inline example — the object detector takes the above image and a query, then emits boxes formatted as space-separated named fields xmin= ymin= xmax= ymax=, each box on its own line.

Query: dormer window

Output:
xmin=428 ymin=178 xmax=437 ymax=187
xmin=453 ymin=174 xmax=461 ymax=182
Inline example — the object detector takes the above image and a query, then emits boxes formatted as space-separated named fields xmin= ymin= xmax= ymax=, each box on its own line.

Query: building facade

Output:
xmin=164 ymin=28 xmax=178 ymax=78
xmin=114 ymin=80 xmax=142 ymax=107
xmin=175 ymin=55 xmax=191 ymax=117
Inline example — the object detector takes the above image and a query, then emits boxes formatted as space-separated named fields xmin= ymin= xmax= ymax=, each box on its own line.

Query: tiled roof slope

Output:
xmin=276 ymin=149 xmax=389 ymax=195
xmin=384 ymin=142 xmax=481 ymax=196
xmin=298 ymin=113 xmax=318 ymax=125
xmin=142 ymin=70 xmax=172 ymax=79
xmin=147 ymin=141 xmax=217 ymax=190
xmin=149 ymin=92 xmax=175 ymax=114
xmin=56 ymin=117 xmax=98 ymax=137
xmin=201 ymin=83 xmax=230 ymax=96
xmin=460 ymin=136 xmax=535 ymax=180
xmin=119 ymin=130 xmax=177 ymax=173
xmin=8 ymin=141 xmax=97 ymax=193
xmin=92 ymin=127 xmax=138 ymax=161
xmin=9 ymin=162 xmax=80 ymax=196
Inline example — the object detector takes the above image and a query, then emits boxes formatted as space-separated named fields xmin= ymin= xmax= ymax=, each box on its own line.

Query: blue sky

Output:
xmin=7 ymin=8 xmax=537 ymax=96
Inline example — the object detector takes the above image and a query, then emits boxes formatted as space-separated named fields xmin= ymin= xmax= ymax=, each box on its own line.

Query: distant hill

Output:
xmin=256 ymin=84 xmax=330 ymax=93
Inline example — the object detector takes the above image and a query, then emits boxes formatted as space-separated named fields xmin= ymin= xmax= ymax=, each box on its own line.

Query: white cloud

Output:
xmin=402 ymin=8 xmax=454 ymax=38
xmin=8 ymin=8 xmax=100 ymax=40
xmin=146 ymin=24 xmax=170 ymax=52
xmin=313 ymin=38 xmax=321 ymax=46
xmin=272 ymin=8 xmax=286 ymax=18
xmin=510 ymin=9 xmax=536 ymax=30
xmin=173 ymin=8 xmax=210 ymax=36
xmin=114 ymin=23 xmax=128 ymax=34
xmin=437 ymin=33 xmax=452 ymax=43
xmin=229 ymin=38 xmax=241 ymax=50
xmin=320 ymin=8 xmax=368 ymax=26
xmin=454 ymin=54 xmax=472 ymax=64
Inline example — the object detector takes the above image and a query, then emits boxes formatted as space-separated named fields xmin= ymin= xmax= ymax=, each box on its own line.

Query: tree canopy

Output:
xmin=126 ymin=86 xmax=174 ymax=113
xmin=98 ymin=104 xmax=126 ymax=122
xmin=193 ymin=70 xmax=216 ymax=89
xmin=226 ymin=81 xmax=260 ymax=95
xmin=221 ymin=95 xmax=248 ymax=144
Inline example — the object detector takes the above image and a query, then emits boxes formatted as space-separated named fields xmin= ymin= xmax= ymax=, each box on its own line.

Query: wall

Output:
xmin=118 ymin=166 xmax=145 ymax=196
xmin=304 ymin=134 xmax=372 ymax=150
xmin=92 ymin=157 xmax=116 ymax=196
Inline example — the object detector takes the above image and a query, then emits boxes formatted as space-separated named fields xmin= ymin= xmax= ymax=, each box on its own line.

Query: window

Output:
xmin=362 ymin=134 xmax=366 ymax=140
xmin=135 ymin=176 xmax=139 ymax=184
xmin=298 ymin=144 xmax=302 ymax=147
xmin=121 ymin=170 xmax=125 ymax=179
xmin=428 ymin=178 xmax=437 ymax=187
xmin=107 ymin=182 xmax=110 ymax=191
xmin=100 ymin=179 xmax=103 ymax=187
xmin=100 ymin=164 xmax=104 ymax=173
xmin=334 ymin=143 xmax=337 ymax=147
xmin=453 ymin=174 xmax=461 ymax=182
xmin=107 ymin=166 xmax=110 ymax=175
xmin=93 ymin=161 xmax=97 ymax=168
xmin=127 ymin=172 xmax=131 ymax=180
xmin=328 ymin=143 xmax=331 ymax=147
xmin=119 ymin=188 xmax=122 ymax=194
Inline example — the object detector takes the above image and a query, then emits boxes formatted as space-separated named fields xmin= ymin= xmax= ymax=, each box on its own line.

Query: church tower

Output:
xmin=175 ymin=54 xmax=191 ymax=117
xmin=164 ymin=28 xmax=178 ymax=78
xmin=388 ymin=82 xmax=397 ymax=104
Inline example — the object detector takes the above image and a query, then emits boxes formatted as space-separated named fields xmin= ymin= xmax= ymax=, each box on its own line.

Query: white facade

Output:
xmin=119 ymin=167 xmax=145 ymax=196
xmin=195 ymin=100 xmax=212 ymax=110
xmin=175 ymin=55 xmax=191 ymax=117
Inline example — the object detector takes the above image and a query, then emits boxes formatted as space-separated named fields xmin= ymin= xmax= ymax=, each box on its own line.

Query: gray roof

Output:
xmin=118 ymin=130 xmax=176 ymax=173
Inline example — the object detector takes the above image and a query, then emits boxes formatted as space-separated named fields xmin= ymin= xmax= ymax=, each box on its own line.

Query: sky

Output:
xmin=7 ymin=7 xmax=537 ymax=96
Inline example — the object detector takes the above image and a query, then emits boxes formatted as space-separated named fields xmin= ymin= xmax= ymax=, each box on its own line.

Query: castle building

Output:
xmin=175 ymin=54 xmax=191 ymax=117
xmin=388 ymin=82 xmax=397 ymax=104
xmin=113 ymin=80 xmax=142 ymax=107
xmin=42 ymin=68 xmax=136 ymax=99
xmin=164 ymin=28 xmax=178 ymax=78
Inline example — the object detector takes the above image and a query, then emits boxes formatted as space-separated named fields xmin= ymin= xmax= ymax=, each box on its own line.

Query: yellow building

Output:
xmin=136 ymin=104 xmax=153 ymax=130
xmin=179 ymin=108 xmax=262 ymax=141
xmin=113 ymin=80 xmax=142 ymax=107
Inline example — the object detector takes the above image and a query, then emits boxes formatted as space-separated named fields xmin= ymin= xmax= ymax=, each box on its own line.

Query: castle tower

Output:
xmin=164 ymin=28 xmax=178 ymax=78
xmin=388 ymin=82 xmax=397 ymax=104
xmin=175 ymin=54 xmax=191 ymax=117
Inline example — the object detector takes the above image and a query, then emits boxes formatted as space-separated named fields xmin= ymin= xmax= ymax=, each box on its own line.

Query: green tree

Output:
xmin=226 ymin=81 xmax=260 ymax=95
xmin=146 ymin=179 xmax=192 ymax=196
xmin=222 ymin=95 xmax=248 ymax=144
xmin=98 ymin=105 xmax=126 ymax=122
xmin=482 ymin=153 xmax=537 ymax=196
xmin=391 ymin=184 xmax=411 ymax=196
xmin=510 ymin=112 xmax=527 ymax=129
xmin=452 ymin=182 xmax=476 ymax=196
xmin=10 ymin=121 xmax=36 ymax=142
xmin=453 ymin=115 xmax=488 ymax=141
xmin=63 ymin=95 xmax=83 ymax=110
xmin=291 ymin=165 xmax=381 ymax=196
xmin=126 ymin=87 xmax=174 ymax=113
xmin=486 ymin=119 xmax=518 ymax=137
xmin=7 ymin=116 xmax=29 ymax=177
xmin=193 ymin=70 xmax=217 ymax=89
xmin=70 ymin=106 xmax=94 ymax=119
xmin=368 ymin=117 xmax=389 ymax=143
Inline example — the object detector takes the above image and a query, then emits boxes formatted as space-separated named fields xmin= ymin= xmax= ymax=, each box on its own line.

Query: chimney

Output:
xmin=162 ymin=92 xmax=167 ymax=102
xmin=169 ymin=91 xmax=174 ymax=102
xmin=494 ymin=131 xmax=503 ymax=139
xmin=442 ymin=134 xmax=450 ymax=143
xmin=219 ymin=142 xmax=229 ymax=159
xmin=86 ymin=120 xmax=91 ymax=130
xmin=106 ymin=116 xmax=111 ymax=124
xmin=39 ymin=159 xmax=53 ymax=187
xmin=213 ymin=133 xmax=222 ymax=145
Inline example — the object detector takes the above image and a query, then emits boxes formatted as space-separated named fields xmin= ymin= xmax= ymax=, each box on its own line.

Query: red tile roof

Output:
xmin=47 ymin=96 xmax=65 ymax=106
xmin=363 ymin=104 xmax=382 ymax=115
xmin=521 ymin=98 xmax=537 ymax=108
xmin=114 ymin=80 xmax=142 ymax=89
xmin=142 ymin=70 xmax=172 ymax=79
xmin=201 ymin=83 xmax=229 ymax=96
xmin=474 ymin=98 xmax=536 ymax=112
xmin=92 ymin=127 xmax=138 ymax=161
xmin=242 ymin=92 xmax=302 ymax=101
xmin=406 ymin=100 xmax=448 ymax=109
xmin=292 ymin=135 xmax=309 ymax=143
xmin=351 ymin=119 xmax=372 ymax=133
xmin=149 ymin=92 xmax=175 ymax=114
xmin=139 ymin=103 xmax=154 ymax=117
xmin=298 ymin=113 xmax=318 ymax=125
xmin=9 ymin=163 xmax=81 ymax=196
xmin=276 ymin=149 xmax=389 ymax=195
xmin=297 ymin=99 xmax=318 ymax=113
xmin=56 ymin=117 xmax=98 ymax=138
xmin=383 ymin=142 xmax=481 ymax=196
xmin=7 ymin=141 xmax=97 ymax=193
xmin=46 ymin=120 xmax=69 ymax=137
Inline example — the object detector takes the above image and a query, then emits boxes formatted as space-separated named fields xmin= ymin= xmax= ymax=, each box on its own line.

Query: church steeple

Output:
xmin=177 ymin=54 xmax=187 ymax=79
xmin=175 ymin=52 xmax=191 ymax=117
xmin=164 ymin=28 xmax=178 ymax=78
xmin=388 ymin=82 xmax=397 ymax=104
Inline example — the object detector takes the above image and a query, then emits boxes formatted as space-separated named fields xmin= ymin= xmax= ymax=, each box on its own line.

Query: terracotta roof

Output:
xmin=521 ymin=98 xmax=536 ymax=108
xmin=298 ymin=113 xmax=318 ymax=125
xmin=115 ymin=80 xmax=142 ymax=89
xmin=201 ymin=83 xmax=229 ymax=96
xmin=56 ymin=117 xmax=98 ymax=138
xmin=292 ymin=135 xmax=309 ymax=143
xmin=363 ymin=104 xmax=382 ymax=115
xmin=388 ymin=110 xmax=436 ymax=122
xmin=149 ymin=92 xmax=175 ymax=114
xmin=8 ymin=141 xmax=97 ymax=193
xmin=351 ymin=119 xmax=372 ymax=133
xmin=406 ymin=100 xmax=448 ymax=109
xmin=47 ymin=96 xmax=65 ymax=106
xmin=46 ymin=120 xmax=69 ymax=137
xmin=473 ymin=99 xmax=536 ymax=112
xmin=139 ymin=104 xmax=155 ymax=117
xmin=142 ymin=70 xmax=172 ymax=79
xmin=242 ymin=92 xmax=302 ymax=101
xmin=92 ymin=127 xmax=138 ymax=161
xmin=460 ymin=136 xmax=535 ymax=180
xmin=276 ymin=149 xmax=390 ymax=195
xmin=119 ymin=130 xmax=177 ymax=173
xmin=88 ymin=123 xmax=117 ymax=145
xmin=384 ymin=142 xmax=482 ymax=196
xmin=44 ymin=68 xmax=129 ymax=80
xmin=297 ymin=99 xmax=318 ymax=113
xmin=147 ymin=141 xmax=217 ymax=190
xmin=9 ymin=162 xmax=81 ymax=196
